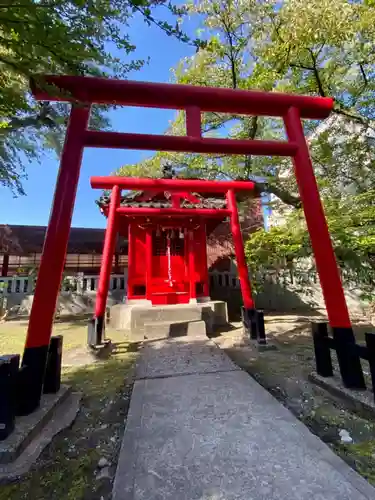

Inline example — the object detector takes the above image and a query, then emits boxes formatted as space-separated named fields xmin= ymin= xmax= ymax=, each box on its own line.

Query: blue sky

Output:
xmin=0 ymin=11 xmax=198 ymax=228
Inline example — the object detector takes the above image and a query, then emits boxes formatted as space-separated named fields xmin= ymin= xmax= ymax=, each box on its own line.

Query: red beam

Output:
xmin=227 ymin=189 xmax=254 ymax=309
xmin=284 ymin=107 xmax=351 ymax=328
xmin=31 ymin=75 xmax=333 ymax=119
xmin=20 ymin=105 xmax=90 ymax=414
xmin=84 ymin=131 xmax=297 ymax=157
xmin=94 ymin=185 xmax=121 ymax=323
xmin=91 ymin=177 xmax=255 ymax=193
xmin=116 ymin=207 xmax=231 ymax=218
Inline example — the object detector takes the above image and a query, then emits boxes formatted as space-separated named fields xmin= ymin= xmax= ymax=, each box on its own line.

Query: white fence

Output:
xmin=209 ymin=271 xmax=240 ymax=289
xmin=0 ymin=273 xmax=127 ymax=296
xmin=0 ymin=270 xmax=366 ymax=316
xmin=0 ymin=271 xmax=238 ymax=298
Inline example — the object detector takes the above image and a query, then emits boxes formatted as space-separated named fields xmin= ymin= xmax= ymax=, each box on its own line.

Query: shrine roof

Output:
xmin=97 ymin=190 xmax=227 ymax=210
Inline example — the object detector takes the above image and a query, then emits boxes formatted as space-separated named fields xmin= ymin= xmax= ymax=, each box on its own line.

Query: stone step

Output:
xmin=109 ymin=300 xmax=228 ymax=338
xmin=143 ymin=320 xmax=206 ymax=340
xmin=129 ymin=305 xmax=213 ymax=335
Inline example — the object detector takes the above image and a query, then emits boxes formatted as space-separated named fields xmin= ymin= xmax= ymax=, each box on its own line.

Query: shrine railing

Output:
xmin=209 ymin=271 xmax=240 ymax=289
xmin=0 ymin=269 xmax=332 ymax=299
xmin=0 ymin=273 xmax=127 ymax=296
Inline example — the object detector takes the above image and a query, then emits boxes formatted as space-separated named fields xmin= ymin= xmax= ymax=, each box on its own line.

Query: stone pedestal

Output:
xmin=109 ymin=301 xmax=228 ymax=340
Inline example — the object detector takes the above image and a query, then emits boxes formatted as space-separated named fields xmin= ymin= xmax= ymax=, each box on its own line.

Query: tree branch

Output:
xmin=359 ymin=63 xmax=368 ymax=88
xmin=333 ymin=105 xmax=375 ymax=131
xmin=244 ymin=116 xmax=258 ymax=177
xmin=220 ymin=11 xmax=238 ymax=89
xmin=308 ymin=48 xmax=326 ymax=97
xmin=1 ymin=105 xmax=57 ymax=134
xmin=263 ymin=183 xmax=302 ymax=208
xmin=290 ymin=62 xmax=314 ymax=71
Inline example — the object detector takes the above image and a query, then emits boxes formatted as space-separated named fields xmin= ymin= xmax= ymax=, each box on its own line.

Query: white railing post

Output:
xmin=76 ymin=272 xmax=84 ymax=294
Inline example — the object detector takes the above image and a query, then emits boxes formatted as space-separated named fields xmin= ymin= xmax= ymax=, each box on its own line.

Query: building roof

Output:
xmin=0 ymin=225 xmax=125 ymax=255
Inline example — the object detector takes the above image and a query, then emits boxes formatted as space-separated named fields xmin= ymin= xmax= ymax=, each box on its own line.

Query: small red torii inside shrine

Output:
xmin=16 ymin=74 xmax=364 ymax=416
xmin=90 ymin=176 xmax=257 ymax=340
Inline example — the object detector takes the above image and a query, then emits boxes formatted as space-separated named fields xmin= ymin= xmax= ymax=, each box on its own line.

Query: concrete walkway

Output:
xmin=113 ymin=337 xmax=375 ymax=500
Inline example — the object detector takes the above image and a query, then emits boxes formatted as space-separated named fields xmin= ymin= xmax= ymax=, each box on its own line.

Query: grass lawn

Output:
xmin=0 ymin=317 xmax=138 ymax=500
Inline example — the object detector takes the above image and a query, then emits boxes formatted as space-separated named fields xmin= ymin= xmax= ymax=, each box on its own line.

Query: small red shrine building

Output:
xmin=98 ymin=188 xmax=238 ymax=306
xmin=90 ymin=175 xmax=259 ymax=344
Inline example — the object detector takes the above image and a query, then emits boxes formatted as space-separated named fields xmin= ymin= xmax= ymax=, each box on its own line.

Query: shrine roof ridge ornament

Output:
xmin=30 ymin=75 xmax=333 ymax=120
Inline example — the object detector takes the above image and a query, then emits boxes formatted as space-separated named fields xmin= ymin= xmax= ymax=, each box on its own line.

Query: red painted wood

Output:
xmin=84 ymin=131 xmax=297 ymax=157
xmin=127 ymin=224 xmax=147 ymax=300
xmin=188 ymin=230 xmax=196 ymax=301
xmin=151 ymin=292 xmax=189 ymax=305
xmin=24 ymin=105 xmax=91 ymax=349
xmin=92 ymin=177 xmax=255 ymax=193
xmin=94 ymin=185 xmax=120 ymax=319
xmin=116 ymin=207 xmax=231 ymax=218
xmin=226 ymin=190 xmax=254 ymax=309
xmin=199 ymin=224 xmax=210 ymax=297
xmin=25 ymin=73 xmax=340 ymax=354
xmin=146 ymin=229 xmax=153 ymax=301
xmin=31 ymin=75 xmax=333 ymax=119
xmin=127 ymin=223 xmax=134 ymax=298
xmin=284 ymin=107 xmax=351 ymax=328
xmin=186 ymin=106 xmax=201 ymax=138
xmin=150 ymin=229 xmax=188 ymax=305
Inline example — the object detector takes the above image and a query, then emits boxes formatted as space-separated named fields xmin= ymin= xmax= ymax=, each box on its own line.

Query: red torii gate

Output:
xmin=89 ymin=176 xmax=256 ymax=343
xmin=18 ymin=75 xmax=364 ymax=414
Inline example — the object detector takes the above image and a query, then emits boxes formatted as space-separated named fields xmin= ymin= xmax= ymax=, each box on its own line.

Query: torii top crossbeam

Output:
xmin=31 ymin=75 xmax=333 ymax=119
xmin=30 ymin=76 xmax=333 ymax=158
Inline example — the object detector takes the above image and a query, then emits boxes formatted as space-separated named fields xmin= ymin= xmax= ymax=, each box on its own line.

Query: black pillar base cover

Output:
xmin=255 ymin=310 xmax=267 ymax=345
xmin=87 ymin=316 xmax=105 ymax=347
xmin=311 ymin=322 xmax=333 ymax=378
xmin=17 ymin=345 xmax=49 ymax=416
xmin=332 ymin=326 xmax=366 ymax=390
xmin=43 ymin=336 xmax=63 ymax=394
xmin=0 ymin=354 xmax=20 ymax=440
xmin=365 ymin=333 xmax=375 ymax=402
xmin=241 ymin=307 xmax=258 ymax=340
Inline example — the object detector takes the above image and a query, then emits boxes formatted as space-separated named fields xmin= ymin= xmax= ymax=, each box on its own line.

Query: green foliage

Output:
xmin=0 ymin=0 xmax=198 ymax=195
xmin=118 ymin=0 xmax=375 ymax=290
xmin=119 ymin=0 xmax=375 ymax=204
xmin=245 ymin=222 xmax=308 ymax=274
xmin=246 ymin=190 xmax=375 ymax=296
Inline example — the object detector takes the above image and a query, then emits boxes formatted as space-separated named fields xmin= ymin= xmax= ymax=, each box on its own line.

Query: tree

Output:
xmin=0 ymin=0 xmax=194 ymax=195
xmin=119 ymin=0 xmax=375 ymax=198
xmin=246 ymin=189 xmax=375 ymax=298
xmin=117 ymin=0 xmax=375 ymax=287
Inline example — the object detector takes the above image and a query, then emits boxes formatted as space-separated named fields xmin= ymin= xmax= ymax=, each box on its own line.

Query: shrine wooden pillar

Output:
xmin=199 ymin=224 xmax=210 ymax=298
xmin=226 ymin=189 xmax=262 ymax=340
xmin=92 ymin=185 xmax=121 ymax=344
xmin=127 ymin=223 xmax=135 ymax=300
xmin=187 ymin=229 xmax=197 ymax=303
xmin=146 ymin=229 xmax=153 ymax=301
xmin=226 ymin=189 xmax=254 ymax=309
xmin=20 ymin=105 xmax=90 ymax=415
xmin=1 ymin=254 xmax=9 ymax=277
xmin=284 ymin=107 xmax=365 ymax=388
